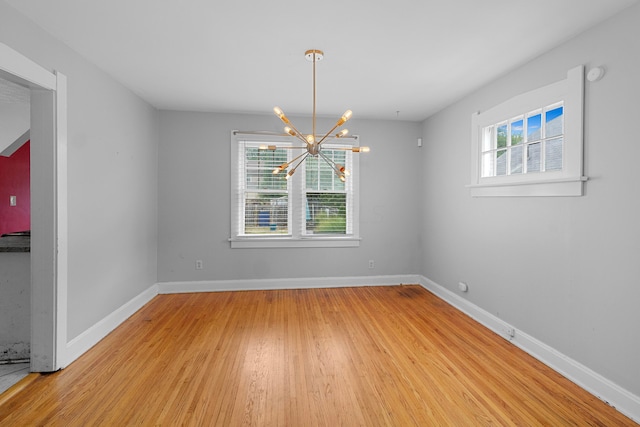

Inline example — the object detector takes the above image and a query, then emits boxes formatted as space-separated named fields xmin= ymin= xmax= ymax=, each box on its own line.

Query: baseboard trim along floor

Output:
xmin=59 ymin=275 xmax=639 ymax=424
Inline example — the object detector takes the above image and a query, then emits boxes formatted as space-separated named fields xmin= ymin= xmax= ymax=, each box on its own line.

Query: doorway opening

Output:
xmin=0 ymin=43 xmax=67 ymax=381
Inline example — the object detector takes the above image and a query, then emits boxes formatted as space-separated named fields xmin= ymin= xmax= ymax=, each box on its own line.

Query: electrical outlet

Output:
xmin=506 ymin=327 xmax=515 ymax=339
xmin=368 ymin=260 xmax=375 ymax=269
xmin=195 ymin=260 xmax=203 ymax=270
xmin=499 ymin=324 xmax=515 ymax=340
xmin=10 ymin=196 xmax=16 ymax=206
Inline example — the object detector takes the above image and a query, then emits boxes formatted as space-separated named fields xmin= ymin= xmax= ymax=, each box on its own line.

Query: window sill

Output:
xmin=467 ymin=176 xmax=588 ymax=197
xmin=230 ymin=236 xmax=361 ymax=249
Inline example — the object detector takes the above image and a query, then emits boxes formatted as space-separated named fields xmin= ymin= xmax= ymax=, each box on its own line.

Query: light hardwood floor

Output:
xmin=0 ymin=285 xmax=635 ymax=426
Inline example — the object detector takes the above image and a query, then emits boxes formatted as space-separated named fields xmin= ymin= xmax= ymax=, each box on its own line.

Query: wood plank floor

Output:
xmin=0 ymin=285 xmax=635 ymax=426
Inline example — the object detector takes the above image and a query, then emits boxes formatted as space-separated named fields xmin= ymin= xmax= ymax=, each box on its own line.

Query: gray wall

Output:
xmin=420 ymin=3 xmax=640 ymax=396
xmin=0 ymin=2 xmax=159 ymax=340
xmin=158 ymin=112 xmax=422 ymax=282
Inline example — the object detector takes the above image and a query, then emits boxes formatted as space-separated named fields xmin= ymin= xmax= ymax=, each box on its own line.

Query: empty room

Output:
xmin=0 ymin=0 xmax=639 ymax=425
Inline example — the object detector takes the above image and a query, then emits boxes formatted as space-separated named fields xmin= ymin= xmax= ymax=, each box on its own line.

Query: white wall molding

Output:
xmin=0 ymin=42 xmax=69 ymax=372
xmin=64 ymin=284 xmax=158 ymax=367
xmin=0 ymin=43 xmax=56 ymax=90
xmin=63 ymin=276 xmax=421 ymax=365
xmin=157 ymin=274 xmax=423 ymax=294
xmin=63 ymin=274 xmax=639 ymax=423
xmin=418 ymin=275 xmax=640 ymax=424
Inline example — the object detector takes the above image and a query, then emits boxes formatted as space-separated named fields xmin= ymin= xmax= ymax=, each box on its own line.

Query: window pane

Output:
xmin=545 ymin=106 xmax=563 ymax=138
xmin=245 ymin=147 xmax=288 ymax=190
xmin=306 ymin=150 xmax=346 ymax=191
xmin=320 ymin=162 xmax=334 ymax=190
xmin=244 ymin=193 xmax=288 ymax=234
xmin=305 ymin=156 xmax=319 ymax=190
xmin=497 ymin=124 xmax=507 ymax=149
xmin=334 ymin=151 xmax=346 ymax=171
xmin=527 ymin=113 xmax=542 ymax=142
xmin=510 ymin=145 xmax=523 ymax=174
xmin=481 ymin=152 xmax=494 ymax=177
xmin=545 ymin=137 xmax=563 ymax=171
xmin=527 ymin=142 xmax=541 ymax=172
xmin=510 ymin=119 xmax=524 ymax=146
xmin=496 ymin=149 xmax=507 ymax=176
xmin=306 ymin=193 xmax=346 ymax=234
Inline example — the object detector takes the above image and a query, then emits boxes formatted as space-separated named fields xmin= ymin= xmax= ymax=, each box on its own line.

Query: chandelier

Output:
xmin=260 ymin=49 xmax=369 ymax=182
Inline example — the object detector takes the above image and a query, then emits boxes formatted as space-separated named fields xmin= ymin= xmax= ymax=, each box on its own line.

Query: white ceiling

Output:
xmin=4 ymin=0 xmax=639 ymax=121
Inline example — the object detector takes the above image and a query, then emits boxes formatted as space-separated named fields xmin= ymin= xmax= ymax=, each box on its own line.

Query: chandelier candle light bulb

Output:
xmin=338 ymin=110 xmax=353 ymax=126
xmin=262 ymin=49 xmax=369 ymax=181
xmin=351 ymin=146 xmax=370 ymax=153
xmin=273 ymin=106 xmax=288 ymax=123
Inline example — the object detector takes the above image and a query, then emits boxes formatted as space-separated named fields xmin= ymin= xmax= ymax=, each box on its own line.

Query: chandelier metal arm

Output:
xmin=280 ymin=150 xmax=308 ymax=170
xmin=318 ymin=110 xmax=352 ymax=146
xmin=274 ymin=107 xmax=312 ymax=147
xmin=287 ymin=124 xmax=313 ymax=146
xmin=285 ymin=152 xmax=310 ymax=180
xmin=318 ymin=151 xmax=347 ymax=180
xmin=317 ymin=123 xmax=343 ymax=146
xmin=318 ymin=150 xmax=339 ymax=171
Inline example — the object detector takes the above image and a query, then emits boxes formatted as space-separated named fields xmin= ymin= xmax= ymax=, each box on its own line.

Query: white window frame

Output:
xmin=469 ymin=65 xmax=587 ymax=197
xmin=230 ymin=132 xmax=361 ymax=248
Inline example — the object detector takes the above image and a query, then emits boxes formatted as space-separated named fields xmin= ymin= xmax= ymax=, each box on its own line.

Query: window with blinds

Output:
xmin=231 ymin=134 xmax=361 ymax=248
xmin=242 ymin=146 xmax=290 ymax=235
xmin=304 ymin=149 xmax=352 ymax=235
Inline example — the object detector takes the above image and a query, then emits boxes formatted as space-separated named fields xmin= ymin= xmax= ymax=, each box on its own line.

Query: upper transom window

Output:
xmin=481 ymin=102 xmax=564 ymax=178
xmin=469 ymin=66 xmax=586 ymax=197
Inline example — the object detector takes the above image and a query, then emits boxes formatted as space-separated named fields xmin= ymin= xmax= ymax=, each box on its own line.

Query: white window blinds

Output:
xmin=240 ymin=144 xmax=291 ymax=235
xmin=231 ymin=134 xmax=361 ymax=248
xmin=303 ymin=148 xmax=353 ymax=236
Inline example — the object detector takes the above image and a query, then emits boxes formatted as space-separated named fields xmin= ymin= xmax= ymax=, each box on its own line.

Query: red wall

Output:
xmin=0 ymin=141 xmax=30 ymax=236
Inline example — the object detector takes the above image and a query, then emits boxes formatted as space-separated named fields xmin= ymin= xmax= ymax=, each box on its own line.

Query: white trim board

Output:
xmin=64 ymin=285 xmax=159 ymax=367
xmin=64 ymin=274 xmax=639 ymax=424
xmin=418 ymin=276 xmax=640 ymax=424
xmin=157 ymin=274 xmax=422 ymax=294
xmin=0 ymin=43 xmax=56 ymax=90
xmin=63 ymin=275 xmax=420 ymax=364
xmin=1 ymin=42 xmax=68 ymax=372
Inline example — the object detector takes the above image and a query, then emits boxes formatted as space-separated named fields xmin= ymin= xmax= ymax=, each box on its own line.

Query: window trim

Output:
xmin=230 ymin=132 xmax=361 ymax=248
xmin=468 ymin=66 xmax=586 ymax=197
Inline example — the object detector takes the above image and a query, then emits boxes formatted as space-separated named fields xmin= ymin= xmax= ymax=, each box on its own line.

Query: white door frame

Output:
xmin=0 ymin=43 xmax=67 ymax=371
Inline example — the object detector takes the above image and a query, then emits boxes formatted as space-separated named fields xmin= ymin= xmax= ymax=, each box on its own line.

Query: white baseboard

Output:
xmin=418 ymin=275 xmax=640 ymax=424
xmin=64 ymin=284 xmax=159 ymax=367
xmin=62 ymin=276 xmax=420 ymax=365
xmin=62 ymin=274 xmax=639 ymax=424
xmin=157 ymin=274 xmax=423 ymax=294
